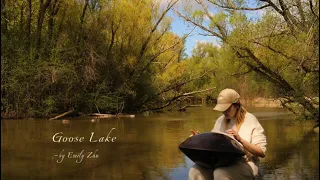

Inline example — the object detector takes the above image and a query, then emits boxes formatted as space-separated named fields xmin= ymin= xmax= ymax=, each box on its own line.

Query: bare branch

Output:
xmin=208 ymin=0 xmax=271 ymax=11
xmin=146 ymin=88 xmax=216 ymax=111
xmin=309 ymin=0 xmax=319 ymax=20
xmin=175 ymin=10 xmax=224 ymax=39
xmin=261 ymin=0 xmax=283 ymax=15
xmin=125 ymin=0 xmax=180 ymax=84
xmin=139 ymin=72 xmax=212 ymax=108
xmin=295 ymin=0 xmax=306 ymax=24
xmin=138 ymin=0 xmax=179 ymax=61
xmin=138 ymin=37 xmax=185 ymax=75
xmin=278 ymin=0 xmax=300 ymax=32
xmin=198 ymin=0 xmax=227 ymax=38
xmin=235 ymin=47 xmax=295 ymax=93
xmin=134 ymin=28 xmax=194 ymax=83
xmin=198 ymin=33 xmax=216 ymax=36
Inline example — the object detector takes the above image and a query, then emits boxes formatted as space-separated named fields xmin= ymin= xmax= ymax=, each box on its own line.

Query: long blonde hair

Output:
xmin=224 ymin=103 xmax=247 ymax=131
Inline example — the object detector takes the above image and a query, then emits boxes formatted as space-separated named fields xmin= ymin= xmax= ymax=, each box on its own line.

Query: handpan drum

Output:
xmin=179 ymin=131 xmax=245 ymax=169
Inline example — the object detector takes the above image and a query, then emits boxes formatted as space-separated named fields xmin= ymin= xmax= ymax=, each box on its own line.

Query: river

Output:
xmin=1 ymin=106 xmax=319 ymax=179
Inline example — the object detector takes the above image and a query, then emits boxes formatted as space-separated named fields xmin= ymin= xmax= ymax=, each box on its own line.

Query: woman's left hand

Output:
xmin=226 ymin=129 xmax=242 ymax=142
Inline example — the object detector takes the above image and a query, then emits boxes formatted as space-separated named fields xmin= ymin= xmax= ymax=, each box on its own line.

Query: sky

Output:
xmin=167 ymin=1 xmax=219 ymax=57
xmin=160 ymin=0 xmax=266 ymax=57
xmin=168 ymin=10 xmax=220 ymax=57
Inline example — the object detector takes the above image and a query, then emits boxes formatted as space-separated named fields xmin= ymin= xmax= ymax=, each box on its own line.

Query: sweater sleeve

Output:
xmin=251 ymin=122 xmax=267 ymax=155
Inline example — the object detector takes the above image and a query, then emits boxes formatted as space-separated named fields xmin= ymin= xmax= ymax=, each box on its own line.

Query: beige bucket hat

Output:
xmin=213 ymin=88 xmax=240 ymax=112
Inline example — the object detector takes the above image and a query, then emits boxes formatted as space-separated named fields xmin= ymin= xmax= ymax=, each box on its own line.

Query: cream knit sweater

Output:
xmin=211 ymin=112 xmax=267 ymax=177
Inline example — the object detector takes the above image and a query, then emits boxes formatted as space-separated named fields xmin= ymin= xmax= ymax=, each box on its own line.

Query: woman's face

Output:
xmin=223 ymin=104 xmax=238 ymax=119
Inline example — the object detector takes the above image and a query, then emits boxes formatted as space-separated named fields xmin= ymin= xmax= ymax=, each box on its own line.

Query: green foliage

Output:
xmin=182 ymin=0 xmax=318 ymax=120
xmin=2 ymin=0 xmax=318 ymax=119
xmin=1 ymin=0 xmax=185 ymax=117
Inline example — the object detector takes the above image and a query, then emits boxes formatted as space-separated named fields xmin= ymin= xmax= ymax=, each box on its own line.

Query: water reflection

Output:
xmin=1 ymin=106 xmax=319 ymax=180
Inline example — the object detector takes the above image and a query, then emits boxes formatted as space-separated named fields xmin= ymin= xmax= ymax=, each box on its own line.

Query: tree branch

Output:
xmin=250 ymin=40 xmax=299 ymax=61
xmin=309 ymin=0 xmax=319 ymax=20
xmin=251 ymin=40 xmax=319 ymax=73
xmin=145 ymin=88 xmax=216 ymax=111
xmin=175 ymin=10 xmax=224 ymax=40
xmin=208 ymin=0 xmax=271 ymax=11
xmin=295 ymin=0 xmax=306 ymax=25
xmin=233 ymin=47 xmax=295 ymax=94
xmin=138 ymin=0 xmax=179 ymax=61
xmin=135 ymin=33 xmax=188 ymax=83
xmin=198 ymin=0 xmax=227 ymax=38
xmin=231 ymin=69 xmax=253 ymax=76
xmin=138 ymin=71 xmax=211 ymax=108
xmin=261 ymin=0 xmax=283 ymax=15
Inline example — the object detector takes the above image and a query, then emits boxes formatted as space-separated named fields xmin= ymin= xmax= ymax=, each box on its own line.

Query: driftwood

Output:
xmin=89 ymin=113 xmax=135 ymax=118
xmin=49 ymin=109 xmax=74 ymax=120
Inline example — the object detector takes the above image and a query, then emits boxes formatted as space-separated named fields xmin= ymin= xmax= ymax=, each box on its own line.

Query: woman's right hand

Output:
xmin=189 ymin=129 xmax=200 ymax=137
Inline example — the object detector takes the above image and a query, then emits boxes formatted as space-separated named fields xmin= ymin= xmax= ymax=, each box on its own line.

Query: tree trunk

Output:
xmin=108 ymin=20 xmax=120 ymax=58
xmin=26 ymin=0 xmax=32 ymax=50
xmin=77 ymin=0 xmax=89 ymax=44
xmin=1 ymin=0 xmax=8 ymax=34
xmin=56 ymin=6 xmax=66 ymax=43
xmin=20 ymin=2 xmax=25 ymax=34
xmin=47 ymin=0 xmax=60 ymax=49
xmin=36 ymin=0 xmax=52 ymax=57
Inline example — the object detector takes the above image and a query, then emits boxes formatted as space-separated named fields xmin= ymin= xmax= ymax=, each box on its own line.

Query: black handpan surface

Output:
xmin=179 ymin=132 xmax=245 ymax=169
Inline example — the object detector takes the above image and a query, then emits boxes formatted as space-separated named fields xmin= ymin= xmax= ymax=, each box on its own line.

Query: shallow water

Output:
xmin=1 ymin=106 xmax=319 ymax=180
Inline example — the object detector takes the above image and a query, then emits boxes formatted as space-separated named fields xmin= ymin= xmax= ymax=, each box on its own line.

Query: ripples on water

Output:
xmin=1 ymin=106 xmax=319 ymax=180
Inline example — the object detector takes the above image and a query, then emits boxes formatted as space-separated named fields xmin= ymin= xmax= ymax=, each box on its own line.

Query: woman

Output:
xmin=189 ymin=88 xmax=267 ymax=180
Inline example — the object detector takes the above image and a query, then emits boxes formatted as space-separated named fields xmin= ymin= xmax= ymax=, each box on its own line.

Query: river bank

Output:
xmin=241 ymin=97 xmax=282 ymax=108
xmin=0 ymin=97 xmax=283 ymax=119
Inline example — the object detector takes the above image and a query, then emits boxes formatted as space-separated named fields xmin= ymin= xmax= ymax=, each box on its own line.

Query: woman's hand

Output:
xmin=226 ymin=128 xmax=265 ymax=158
xmin=226 ymin=129 xmax=242 ymax=142
xmin=189 ymin=129 xmax=199 ymax=137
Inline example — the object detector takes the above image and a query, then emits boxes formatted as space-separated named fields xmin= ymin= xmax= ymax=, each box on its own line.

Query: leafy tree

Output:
xmin=1 ymin=0 xmax=195 ymax=117
xmin=177 ymin=0 xmax=319 ymax=121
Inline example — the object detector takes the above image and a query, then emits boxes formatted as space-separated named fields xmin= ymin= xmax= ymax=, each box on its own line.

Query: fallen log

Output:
xmin=89 ymin=113 xmax=113 ymax=117
xmin=117 ymin=114 xmax=135 ymax=118
xmin=89 ymin=113 xmax=135 ymax=118
xmin=49 ymin=109 xmax=74 ymax=120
